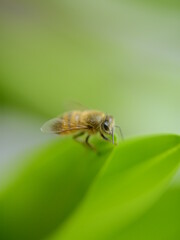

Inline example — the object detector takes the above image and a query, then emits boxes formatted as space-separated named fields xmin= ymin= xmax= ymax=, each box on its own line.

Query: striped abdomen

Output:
xmin=58 ymin=111 xmax=83 ymax=134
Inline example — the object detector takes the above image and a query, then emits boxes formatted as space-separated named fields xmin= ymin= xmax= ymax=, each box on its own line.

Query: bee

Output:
xmin=41 ymin=110 xmax=123 ymax=150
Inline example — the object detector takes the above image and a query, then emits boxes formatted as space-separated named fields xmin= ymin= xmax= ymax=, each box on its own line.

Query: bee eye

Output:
xmin=103 ymin=122 xmax=109 ymax=131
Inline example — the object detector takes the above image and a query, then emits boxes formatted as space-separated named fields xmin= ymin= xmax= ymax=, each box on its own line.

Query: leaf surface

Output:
xmin=0 ymin=135 xmax=180 ymax=240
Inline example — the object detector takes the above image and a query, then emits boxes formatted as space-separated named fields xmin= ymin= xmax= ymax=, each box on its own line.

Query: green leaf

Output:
xmin=51 ymin=134 xmax=180 ymax=240
xmin=0 ymin=135 xmax=180 ymax=240
xmin=118 ymin=185 xmax=180 ymax=240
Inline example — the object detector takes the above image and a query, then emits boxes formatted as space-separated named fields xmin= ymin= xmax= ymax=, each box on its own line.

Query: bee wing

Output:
xmin=41 ymin=117 xmax=88 ymax=134
xmin=40 ymin=118 xmax=63 ymax=133
xmin=62 ymin=101 xmax=89 ymax=112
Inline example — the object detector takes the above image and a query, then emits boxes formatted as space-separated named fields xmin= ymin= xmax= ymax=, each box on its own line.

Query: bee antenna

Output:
xmin=115 ymin=125 xmax=124 ymax=141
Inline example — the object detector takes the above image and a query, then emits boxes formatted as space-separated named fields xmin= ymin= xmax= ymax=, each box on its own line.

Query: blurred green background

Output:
xmin=0 ymin=0 xmax=180 ymax=239
xmin=1 ymin=0 xmax=180 ymax=169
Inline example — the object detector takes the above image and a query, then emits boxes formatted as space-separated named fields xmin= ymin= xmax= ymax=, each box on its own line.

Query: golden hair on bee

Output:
xmin=41 ymin=110 xmax=123 ymax=150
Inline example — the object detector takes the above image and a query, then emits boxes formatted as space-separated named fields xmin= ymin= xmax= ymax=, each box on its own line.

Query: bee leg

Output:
xmin=100 ymin=133 xmax=111 ymax=142
xmin=85 ymin=135 xmax=96 ymax=151
xmin=73 ymin=131 xmax=85 ymax=142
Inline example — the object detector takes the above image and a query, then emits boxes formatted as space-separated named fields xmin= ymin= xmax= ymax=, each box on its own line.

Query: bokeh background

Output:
xmin=1 ymin=0 xmax=180 ymax=184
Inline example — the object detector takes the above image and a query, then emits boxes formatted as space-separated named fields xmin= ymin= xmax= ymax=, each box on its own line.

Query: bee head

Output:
xmin=101 ymin=115 xmax=114 ymax=135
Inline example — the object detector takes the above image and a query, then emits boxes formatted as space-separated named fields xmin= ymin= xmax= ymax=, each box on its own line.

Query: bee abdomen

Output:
xmin=62 ymin=111 xmax=81 ymax=130
xmin=70 ymin=111 xmax=81 ymax=127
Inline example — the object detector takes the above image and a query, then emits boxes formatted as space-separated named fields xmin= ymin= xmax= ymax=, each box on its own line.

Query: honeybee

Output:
xmin=41 ymin=110 xmax=123 ymax=150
